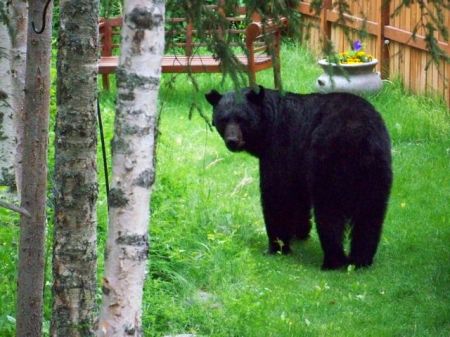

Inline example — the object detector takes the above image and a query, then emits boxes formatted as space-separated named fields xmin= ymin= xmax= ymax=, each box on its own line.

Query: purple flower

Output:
xmin=353 ymin=40 xmax=362 ymax=51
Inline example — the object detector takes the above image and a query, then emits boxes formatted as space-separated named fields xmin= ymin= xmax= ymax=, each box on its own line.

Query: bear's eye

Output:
xmin=214 ymin=116 xmax=228 ymax=126
xmin=232 ymin=116 xmax=247 ymax=126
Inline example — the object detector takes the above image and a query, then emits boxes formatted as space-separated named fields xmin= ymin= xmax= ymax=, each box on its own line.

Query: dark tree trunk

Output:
xmin=16 ymin=1 xmax=52 ymax=336
xmin=51 ymin=0 xmax=99 ymax=336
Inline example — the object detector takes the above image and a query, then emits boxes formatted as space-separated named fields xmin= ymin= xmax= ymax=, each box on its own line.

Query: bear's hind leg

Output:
xmin=349 ymin=207 xmax=385 ymax=268
xmin=293 ymin=199 xmax=312 ymax=241
xmin=294 ymin=221 xmax=312 ymax=241
xmin=315 ymin=208 xmax=348 ymax=270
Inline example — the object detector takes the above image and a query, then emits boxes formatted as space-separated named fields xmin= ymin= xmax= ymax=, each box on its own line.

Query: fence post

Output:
xmin=100 ymin=19 xmax=113 ymax=90
xmin=447 ymin=43 xmax=450 ymax=104
xmin=185 ymin=21 xmax=193 ymax=57
xmin=320 ymin=0 xmax=332 ymax=46
xmin=377 ymin=0 xmax=390 ymax=79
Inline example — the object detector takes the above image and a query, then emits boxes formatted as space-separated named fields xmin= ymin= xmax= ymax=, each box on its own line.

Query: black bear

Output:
xmin=205 ymin=86 xmax=392 ymax=270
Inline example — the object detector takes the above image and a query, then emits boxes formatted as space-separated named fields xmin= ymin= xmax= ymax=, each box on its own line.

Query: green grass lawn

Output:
xmin=1 ymin=44 xmax=449 ymax=336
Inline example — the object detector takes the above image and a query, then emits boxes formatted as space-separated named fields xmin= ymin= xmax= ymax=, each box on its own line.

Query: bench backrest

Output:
xmin=99 ymin=6 xmax=281 ymax=60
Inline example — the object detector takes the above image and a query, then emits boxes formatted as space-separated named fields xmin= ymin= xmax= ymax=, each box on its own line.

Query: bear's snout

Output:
xmin=224 ymin=123 xmax=244 ymax=152
xmin=226 ymin=138 xmax=242 ymax=152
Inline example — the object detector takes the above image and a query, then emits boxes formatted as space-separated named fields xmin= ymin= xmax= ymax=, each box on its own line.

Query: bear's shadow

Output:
xmin=251 ymin=236 xmax=325 ymax=268
xmin=290 ymin=239 xmax=324 ymax=268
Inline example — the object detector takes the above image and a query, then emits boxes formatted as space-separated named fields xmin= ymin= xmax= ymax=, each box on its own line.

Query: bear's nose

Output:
xmin=226 ymin=138 xmax=240 ymax=151
xmin=226 ymin=138 xmax=246 ymax=152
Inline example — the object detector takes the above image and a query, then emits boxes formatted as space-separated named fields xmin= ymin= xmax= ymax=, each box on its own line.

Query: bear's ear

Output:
xmin=205 ymin=90 xmax=223 ymax=106
xmin=246 ymin=85 xmax=265 ymax=105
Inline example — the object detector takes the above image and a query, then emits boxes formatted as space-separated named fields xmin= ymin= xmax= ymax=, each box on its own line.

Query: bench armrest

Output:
xmin=245 ymin=18 xmax=287 ymax=47
xmin=245 ymin=18 xmax=287 ymax=88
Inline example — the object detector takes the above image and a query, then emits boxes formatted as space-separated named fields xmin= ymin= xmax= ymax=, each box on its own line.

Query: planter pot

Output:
xmin=316 ymin=59 xmax=383 ymax=94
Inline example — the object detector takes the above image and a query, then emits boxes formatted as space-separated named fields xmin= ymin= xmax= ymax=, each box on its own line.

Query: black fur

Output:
xmin=205 ymin=86 xmax=392 ymax=270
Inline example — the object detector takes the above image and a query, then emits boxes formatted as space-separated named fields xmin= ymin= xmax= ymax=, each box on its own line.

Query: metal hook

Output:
xmin=32 ymin=0 xmax=52 ymax=34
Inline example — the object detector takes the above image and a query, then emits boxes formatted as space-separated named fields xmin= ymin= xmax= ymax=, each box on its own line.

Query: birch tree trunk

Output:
xmin=10 ymin=0 xmax=28 ymax=198
xmin=97 ymin=1 xmax=165 ymax=336
xmin=16 ymin=0 xmax=52 ymax=336
xmin=51 ymin=0 xmax=99 ymax=336
xmin=0 ymin=0 xmax=27 ymax=193
xmin=0 ymin=7 xmax=16 ymax=189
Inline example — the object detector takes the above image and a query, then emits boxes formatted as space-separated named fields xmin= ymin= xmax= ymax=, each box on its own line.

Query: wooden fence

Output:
xmin=297 ymin=0 xmax=450 ymax=104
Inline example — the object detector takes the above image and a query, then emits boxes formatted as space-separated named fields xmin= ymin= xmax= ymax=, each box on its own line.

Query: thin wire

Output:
xmin=32 ymin=0 xmax=52 ymax=34
xmin=97 ymin=99 xmax=110 ymax=208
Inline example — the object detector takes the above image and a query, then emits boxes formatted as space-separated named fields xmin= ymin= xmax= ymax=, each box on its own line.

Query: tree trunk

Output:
xmin=16 ymin=0 xmax=52 ymax=336
xmin=0 ymin=8 xmax=17 ymax=189
xmin=0 ymin=0 xmax=27 ymax=194
xmin=51 ymin=0 xmax=99 ymax=336
xmin=10 ymin=0 xmax=28 ymax=198
xmin=97 ymin=1 xmax=165 ymax=336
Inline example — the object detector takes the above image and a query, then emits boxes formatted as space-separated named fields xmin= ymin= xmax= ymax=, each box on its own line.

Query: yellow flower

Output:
xmin=329 ymin=41 xmax=374 ymax=64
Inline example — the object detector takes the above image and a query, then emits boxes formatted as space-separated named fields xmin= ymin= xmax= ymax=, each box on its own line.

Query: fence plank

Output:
xmin=296 ymin=0 xmax=449 ymax=104
xmin=378 ymin=0 xmax=390 ymax=78
xmin=320 ymin=0 xmax=332 ymax=46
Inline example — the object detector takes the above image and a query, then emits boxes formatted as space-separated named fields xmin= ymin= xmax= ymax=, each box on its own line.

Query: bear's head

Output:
xmin=205 ymin=86 xmax=266 ymax=155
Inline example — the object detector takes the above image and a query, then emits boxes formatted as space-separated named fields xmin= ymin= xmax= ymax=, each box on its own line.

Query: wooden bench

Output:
xmin=98 ymin=8 xmax=286 ymax=90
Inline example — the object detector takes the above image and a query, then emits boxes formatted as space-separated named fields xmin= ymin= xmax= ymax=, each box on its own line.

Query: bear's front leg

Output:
xmin=314 ymin=207 xmax=348 ymax=270
xmin=267 ymin=237 xmax=292 ymax=255
xmin=293 ymin=194 xmax=312 ymax=241
xmin=260 ymin=175 xmax=296 ymax=255
xmin=261 ymin=195 xmax=293 ymax=255
xmin=261 ymin=197 xmax=294 ymax=255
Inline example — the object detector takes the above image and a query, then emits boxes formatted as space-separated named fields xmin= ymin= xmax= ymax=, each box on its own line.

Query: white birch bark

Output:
xmin=97 ymin=1 xmax=165 ymax=336
xmin=10 ymin=0 xmax=27 ymax=197
xmin=0 ymin=12 xmax=16 ymax=188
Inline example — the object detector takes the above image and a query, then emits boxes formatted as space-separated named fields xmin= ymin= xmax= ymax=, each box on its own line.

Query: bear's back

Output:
xmin=263 ymin=90 xmax=392 ymax=189
xmin=271 ymin=91 xmax=391 ymax=154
